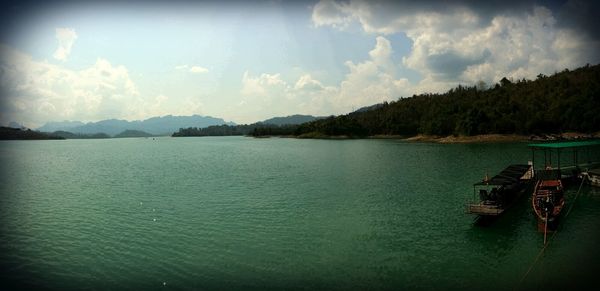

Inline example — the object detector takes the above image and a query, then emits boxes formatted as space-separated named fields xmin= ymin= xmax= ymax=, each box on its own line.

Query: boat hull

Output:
xmin=532 ymin=179 xmax=565 ymax=232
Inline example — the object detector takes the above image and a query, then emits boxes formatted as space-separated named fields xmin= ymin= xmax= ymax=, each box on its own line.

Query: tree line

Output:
xmin=0 ymin=127 xmax=65 ymax=140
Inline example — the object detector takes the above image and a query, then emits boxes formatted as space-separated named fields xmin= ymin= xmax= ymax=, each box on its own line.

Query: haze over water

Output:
xmin=1 ymin=137 xmax=599 ymax=290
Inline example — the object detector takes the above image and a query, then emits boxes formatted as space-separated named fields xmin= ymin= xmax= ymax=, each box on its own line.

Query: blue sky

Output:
xmin=0 ymin=0 xmax=598 ymax=127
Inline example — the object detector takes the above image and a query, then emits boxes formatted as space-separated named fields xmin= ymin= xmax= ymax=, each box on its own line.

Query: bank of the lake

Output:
xmin=277 ymin=132 xmax=600 ymax=144
xmin=404 ymin=134 xmax=531 ymax=143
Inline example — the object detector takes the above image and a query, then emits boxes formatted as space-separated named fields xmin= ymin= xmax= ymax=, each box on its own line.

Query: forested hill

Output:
xmin=283 ymin=64 xmax=600 ymax=137
xmin=0 ymin=127 xmax=64 ymax=140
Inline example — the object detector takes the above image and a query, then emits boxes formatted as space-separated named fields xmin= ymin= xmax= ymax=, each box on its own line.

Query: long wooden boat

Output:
xmin=532 ymin=179 xmax=565 ymax=231
xmin=467 ymin=164 xmax=533 ymax=217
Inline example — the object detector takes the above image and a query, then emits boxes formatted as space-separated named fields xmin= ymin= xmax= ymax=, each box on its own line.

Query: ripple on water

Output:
xmin=1 ymin=138 xmax=599 ymax=289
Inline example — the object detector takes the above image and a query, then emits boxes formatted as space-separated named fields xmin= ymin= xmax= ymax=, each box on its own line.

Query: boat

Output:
xmin=467 ymin=164 xmax=533 ymax=217
xmin=581 ymin=168 xmax=600 ymax=187
xmin=532 ymin=179 xmax=565 ymax=231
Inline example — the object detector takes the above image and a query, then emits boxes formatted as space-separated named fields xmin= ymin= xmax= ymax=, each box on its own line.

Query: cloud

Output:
xmin=238 ymin=70 xmax=339 ymax=122
xmin=294 ymin=74 xmax=325 ymax=91
xmin=1 ymin=44 xmax=141 ymax=127
xmin=189 ymin=66 xmax=209 ymax=73
xmin=338 ymin=36 xmax=411 ymax=109
xmin=238 ymin=71 xmax=293 ymax=120
xmin=312 ymin=0 xmax=600 ymax=93
xmin=311 ymin=0 xmax=355 ymax=29
xmin=241 ymin=71 xmax=287 ymax=97
xmin=52 ymin=28 xmax=77 ymax=61
xmin=175 ymin=64 xmax=209 ymax=73
xmin=236 ymin=36 xmax=412 ymax=121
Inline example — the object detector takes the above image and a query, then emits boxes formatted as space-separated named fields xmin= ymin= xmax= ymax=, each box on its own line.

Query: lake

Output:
xmin=1 ymin=137 xmax=599 ymax=290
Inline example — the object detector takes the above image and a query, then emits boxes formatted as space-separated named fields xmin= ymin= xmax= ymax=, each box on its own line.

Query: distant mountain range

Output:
xmin=35 ymin=114 xmax=323 ymax=136
xmin=36 ymin=120 xmax=85 ymax=132
xmin=172 ymin=114 xmax=325 ymax=137
xmin=37 ymin=115 xmax=235 ymax=136
xmin=260 ymin=114 xmax=325 ymax=126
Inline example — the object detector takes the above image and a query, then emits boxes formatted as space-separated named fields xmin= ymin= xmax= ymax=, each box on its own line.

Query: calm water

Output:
xmin=1 ymin=137 xmax=599 ymax=290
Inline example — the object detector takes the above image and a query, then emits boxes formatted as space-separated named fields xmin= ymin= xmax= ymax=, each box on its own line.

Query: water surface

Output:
xmin=1 ymin=137 xmax=599 ymax=290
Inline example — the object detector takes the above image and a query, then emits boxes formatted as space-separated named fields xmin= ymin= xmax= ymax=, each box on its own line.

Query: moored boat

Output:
xmin=467 ymin=164 xmax=533 ymax=217
xmin=532 ymin=179 xmax=565 ymax=231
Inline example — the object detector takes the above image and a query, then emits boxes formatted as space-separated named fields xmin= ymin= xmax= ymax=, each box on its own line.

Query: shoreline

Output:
xmin=403 ymin=134 xmax=529 ymax=143
xmin=404 ymin=132 xmax=600 ymax=143
xmin=254 ymin=132 xmax=600 ymax=144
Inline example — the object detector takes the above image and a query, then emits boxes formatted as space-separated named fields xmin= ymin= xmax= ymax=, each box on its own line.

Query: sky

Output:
xmin=0 ymin=0 xmax=598 ymax=127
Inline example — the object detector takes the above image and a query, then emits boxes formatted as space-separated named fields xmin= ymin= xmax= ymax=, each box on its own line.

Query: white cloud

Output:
xmin=236 ymin=36 xmax=412 ymax=121
xmin=294 ymin=74 xmax=325 ymax=91
xmin=238 ymin=70 xmax=339 ymax=122
xmin=53 ymin=28 xmax=77 ymax=61
xmin=337 ymin=36 xmax=411 ymax=110
xmin=125 ymin=94 xmax=205 ymax=120
xmin=1 ymin=44 xmax=141 ymax=127
xmin=311 ymin=0 xmax=600 ymax=93
xmin=237 ymin=71 xmax=292 ymax=121
xmin=176 ymin=64 xmax=209 ymax=73
xmin=189 ymin=66 xmax=209 ymax=73
xmin=1 ymin=45 xmax=223 ymax=127
xmin=175 ymin=65 xmax=188 ymax=70
xmin=241 ymin=71 xmax=287 ymax=97
xmin=368 ymin=36 xmax=392 ymax=65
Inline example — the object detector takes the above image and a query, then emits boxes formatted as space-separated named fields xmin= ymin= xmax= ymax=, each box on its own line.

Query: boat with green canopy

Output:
xmin=528 ymin=140 xmax=600 ymax=233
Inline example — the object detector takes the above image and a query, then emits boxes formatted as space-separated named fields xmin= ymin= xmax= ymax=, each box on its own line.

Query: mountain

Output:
xmin=7 ymin=121 xmax=25 ymax=129
xmin=37 ymin=121 xmax=85 ymax=132
xmin=260 ymin=115 xmax=324 ymax=126
xmin=114 ymin=130 xmax=153 ymax=138
xmin=37 ymin=115 xmax=234 ymax=136
xmin=51 ymin=131 xmax=110 ymax=139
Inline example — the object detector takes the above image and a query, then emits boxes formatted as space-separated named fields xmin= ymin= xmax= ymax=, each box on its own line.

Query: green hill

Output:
xmin=0 ymin=127 xmax=64 ymax=140
xmin=252 ymin=64 xmax=600 ymax=138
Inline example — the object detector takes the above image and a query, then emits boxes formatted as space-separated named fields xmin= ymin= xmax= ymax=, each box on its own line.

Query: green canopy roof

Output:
xmin=474 ymin=164 xmax=531 ymax=186
xmin=528 ymin=140 xmax=600 ymax=149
